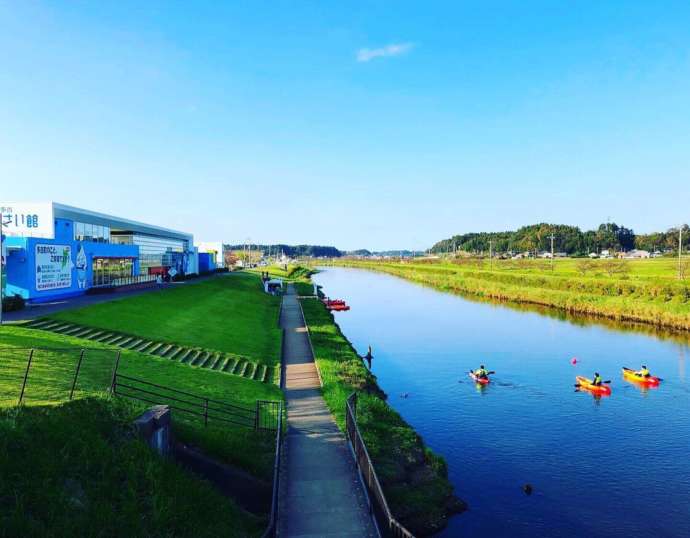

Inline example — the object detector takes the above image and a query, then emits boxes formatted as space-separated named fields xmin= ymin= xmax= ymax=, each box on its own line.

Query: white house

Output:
xmin=624 ymin=249 xmax=651 ymax=259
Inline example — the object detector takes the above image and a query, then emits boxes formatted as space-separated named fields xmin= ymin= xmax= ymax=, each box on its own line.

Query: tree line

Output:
xmin=226 ymin=244 xmax=342 ymax=258
xmin=432 ymin=223 xmax=689 ymax=256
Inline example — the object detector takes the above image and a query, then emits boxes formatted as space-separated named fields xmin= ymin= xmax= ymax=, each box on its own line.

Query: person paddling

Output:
xmin=474 ymin=365 xmax=490 ymax=380
xmin=592 ymin=372 xmax=603 ymax=386
xmin=635 ymin=365 xmax=651 ymax=378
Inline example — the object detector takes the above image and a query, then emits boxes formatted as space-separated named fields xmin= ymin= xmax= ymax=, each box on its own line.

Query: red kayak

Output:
xmin=469 ymin=372 xmax=490 ymax=385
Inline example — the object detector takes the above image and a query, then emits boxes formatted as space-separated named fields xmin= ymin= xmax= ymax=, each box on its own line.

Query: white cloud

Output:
xmin=356 ymin=42 xmax=414 ymax=63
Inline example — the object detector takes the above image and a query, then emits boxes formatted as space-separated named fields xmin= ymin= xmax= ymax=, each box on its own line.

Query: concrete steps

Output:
xmin=24 ymin=318 xmax=275 ymax=384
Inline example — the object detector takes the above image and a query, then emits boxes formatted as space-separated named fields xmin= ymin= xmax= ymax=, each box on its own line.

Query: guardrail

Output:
xmin=113 ymin=373 xmax=280 ymax=431
xmin=346 ymin=392 xmax=415 ymax=538
xmin=260 ymin=400 xmax=284 ymax=538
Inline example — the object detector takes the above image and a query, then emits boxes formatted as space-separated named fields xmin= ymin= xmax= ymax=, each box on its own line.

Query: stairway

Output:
xmin=24 ymin=319 xmax=276 ymax=384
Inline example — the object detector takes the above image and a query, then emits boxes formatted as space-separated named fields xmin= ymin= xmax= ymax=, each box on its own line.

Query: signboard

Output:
xmin=1 ymin=202 xmax=54 ymax=239
xmin=35 ymin=244 xmax=72 ymax=291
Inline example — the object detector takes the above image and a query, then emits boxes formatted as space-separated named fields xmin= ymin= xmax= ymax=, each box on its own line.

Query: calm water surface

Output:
xmin=313 ymin=267 xmax=690 ymax=538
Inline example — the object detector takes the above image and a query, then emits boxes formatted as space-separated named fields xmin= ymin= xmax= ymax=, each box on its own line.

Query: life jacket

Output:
xmin=593 ymin=375 xmax=602 ymax=385
xmin=639 ymin=368 xmax=650 ymax=377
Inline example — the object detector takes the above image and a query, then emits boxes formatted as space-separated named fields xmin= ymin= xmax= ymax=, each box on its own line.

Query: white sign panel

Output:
xmin=35 ymin=244 xmax=72 ymax=291
xmin=1 ymin=202 xmax=54 ymax=239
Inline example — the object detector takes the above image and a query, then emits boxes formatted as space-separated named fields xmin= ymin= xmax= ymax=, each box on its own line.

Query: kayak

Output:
xmin=622 ymin=367 xmax=661 ymax=385
xmin=576 ymin=376 xmax=611 ymax=395
xmin=469 ymin=372 xmax=490 ymax=385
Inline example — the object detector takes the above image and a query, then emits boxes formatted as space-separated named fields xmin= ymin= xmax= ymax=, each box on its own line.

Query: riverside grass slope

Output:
xmin=0 ymin=326 xmax=282 ymax=480
xmin=1 ymin=273 xmax=285 ymax=536
xmin=332 ymin=258 xmax=690 ymax=331
xmin=300 ymin=298 xmax=464 ymax=536
xmin=48 ymin=273 xmax=282 ymax=366
xmin=0 ymin=397 xmax=264 ymax=538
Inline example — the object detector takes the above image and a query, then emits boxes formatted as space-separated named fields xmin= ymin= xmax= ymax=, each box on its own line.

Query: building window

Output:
xmin=92 ymin=257 xmax=134 ymax=286
xmin=74 ymin=221 xmax=111 ymax=243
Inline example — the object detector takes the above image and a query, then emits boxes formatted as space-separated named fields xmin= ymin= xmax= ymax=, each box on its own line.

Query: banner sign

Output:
xmin=1 ymin=202 xmax=54 ymax=239
xmin=35 ymin=244 xmax=72 ymax=291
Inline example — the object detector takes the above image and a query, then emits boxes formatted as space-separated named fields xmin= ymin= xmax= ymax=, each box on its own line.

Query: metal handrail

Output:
xmin=115 ymin=373 xmax=255 ymax=414
xmin=260 ymin=401 xmax=283 ymax=538
xmin=113 ymin=373 xmax=280 ymax=431
xmin=346 ymin=393 xmax=415 ymax=538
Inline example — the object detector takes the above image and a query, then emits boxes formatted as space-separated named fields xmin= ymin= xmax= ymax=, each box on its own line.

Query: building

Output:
xmin=196 ymin=241 xmax=227 ymax=271
xmin=1 ymin=202 xmax=196 ymax=303
xmin=624 ymin=249 xmax=651 ymax=259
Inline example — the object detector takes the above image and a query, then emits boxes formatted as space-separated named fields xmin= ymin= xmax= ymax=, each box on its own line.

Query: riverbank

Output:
xmin=299 ymin=296 xmax=465 ymax=535
xmin=329 ymin=259 xmax=690 ymax=331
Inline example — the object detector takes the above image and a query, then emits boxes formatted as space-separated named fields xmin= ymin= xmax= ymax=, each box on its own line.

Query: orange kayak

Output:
xmin=576 ymin=376 xmax=611 ymax=395
xmin=622 ymin=368 xmax=661 ymax=385
xmin=469 ymin=372 xmax=490 ymax=385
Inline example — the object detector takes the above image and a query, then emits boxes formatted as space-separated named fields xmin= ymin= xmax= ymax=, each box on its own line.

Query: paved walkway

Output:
xmin=278 ymin=284 xmax=377 ymax=538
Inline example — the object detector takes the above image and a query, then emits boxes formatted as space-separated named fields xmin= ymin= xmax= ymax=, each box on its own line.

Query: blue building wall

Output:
xmin=198 ymin=252 xmax=214 ymax=273
xmin=4 ymin=217 xmax=139 ymax=303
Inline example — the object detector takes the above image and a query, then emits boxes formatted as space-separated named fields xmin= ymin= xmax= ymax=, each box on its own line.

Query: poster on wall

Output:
xmin=1 ymin=202 xmax=54 ymax=239
xmin=35 ymin=244 xmax=72 ymax=291
xmin=75 ymin=243 xmax=88 ymax=289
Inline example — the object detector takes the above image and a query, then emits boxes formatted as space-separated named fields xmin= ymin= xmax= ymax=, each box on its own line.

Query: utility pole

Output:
xmin=489 ymin=240 xmax=493 ymax=270
xmin=679 ymin=226 xmax=684 ymax=280
xmin=549 ymin=233 xmax=555 ymax=271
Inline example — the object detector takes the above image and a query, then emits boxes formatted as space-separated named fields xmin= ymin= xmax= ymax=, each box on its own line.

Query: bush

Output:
xmin=1 ymin=294 xmax=25 ymax=312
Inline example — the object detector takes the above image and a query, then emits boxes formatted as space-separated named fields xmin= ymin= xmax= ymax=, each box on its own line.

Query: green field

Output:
xmin=0 ymin=397 xmax=264 ymax=537
xmin=48 ymin=274 xmax=282 ymax=365
xmin=333 ymin=258 xmax=690 ymax=330
xmin=300 ymin=298 xmax=463 ymax=535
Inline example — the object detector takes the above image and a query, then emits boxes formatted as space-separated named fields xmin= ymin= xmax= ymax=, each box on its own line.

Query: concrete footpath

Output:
xmin=277 ymin=284 xmax=377 ymax=538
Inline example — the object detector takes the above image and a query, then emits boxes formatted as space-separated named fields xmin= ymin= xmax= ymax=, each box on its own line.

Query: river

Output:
xmin=312 ymin=267 xmax=690 ymax=538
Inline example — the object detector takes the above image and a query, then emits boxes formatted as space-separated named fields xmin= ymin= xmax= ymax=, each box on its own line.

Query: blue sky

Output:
xmin=2 ymin=1 xmax=689 ymax=250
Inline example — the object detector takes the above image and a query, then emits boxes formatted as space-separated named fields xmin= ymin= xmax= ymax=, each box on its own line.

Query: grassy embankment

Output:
xmin=1 ymin=273 xmax=284 ymax=535
xmin=0 ymin=397 xmax=264 ymax=537
xmin=333 ymin=258 xmax=690 ymax=331
xmin=245 ymin=264 xmax=316 ymax=296
xmin=300 ymin=298 xmax=463 ymax=536
xmin=49 ymin=274 xmax=281 ymax=366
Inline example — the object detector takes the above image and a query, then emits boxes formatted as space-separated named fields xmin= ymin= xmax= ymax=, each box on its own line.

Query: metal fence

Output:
xmin=1 ymin=347 xmax=282 ymax=432
xmin=260 ymin=400 xmax=284 ymax=538
xmin=346 ymin=392 xmax=415 ymax=538
xmin=91 ymin=274 xmax=158 ymax=288
xmin=113 ymin=373 xmax=280 ymax=431
xmin=0 ymin=347 xmax=120 ymax=406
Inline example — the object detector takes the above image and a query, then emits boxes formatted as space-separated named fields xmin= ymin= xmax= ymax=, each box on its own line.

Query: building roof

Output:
xmin=53 ymin=202 xmax=193 ymax=243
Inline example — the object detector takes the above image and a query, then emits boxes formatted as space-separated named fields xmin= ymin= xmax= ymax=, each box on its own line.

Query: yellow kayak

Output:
xmin=622 ymin=367 xmax=660 ymax=385
xmin=576 ymin=376 xmax=611 ymax=395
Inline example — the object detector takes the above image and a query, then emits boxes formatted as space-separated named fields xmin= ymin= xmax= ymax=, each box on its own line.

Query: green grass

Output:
xmin=0 ymin=325 xmax=282 ymax=480
xmin=300 ymin=299 xmax=463 ymax=535
xmin=48 ymin=273 xmax=282 ymax=365
xmin=333 ymin=258 xmax=690 ymax=330
xmin=0 ymin=397 xmax=264 ymax=537
xmin=245 ymin=264 xmax=314 ymax=280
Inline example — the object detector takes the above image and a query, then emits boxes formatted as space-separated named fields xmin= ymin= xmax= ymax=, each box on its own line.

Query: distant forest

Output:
xmin=432 ymin=223 xmax=689 ymax=256
xmin=226 ymin=244 xmax=342 ymax=258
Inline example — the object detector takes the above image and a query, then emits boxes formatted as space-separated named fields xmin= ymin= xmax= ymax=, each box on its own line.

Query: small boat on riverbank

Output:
xmin=323 ymin=298 xmax=350 ymax=311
